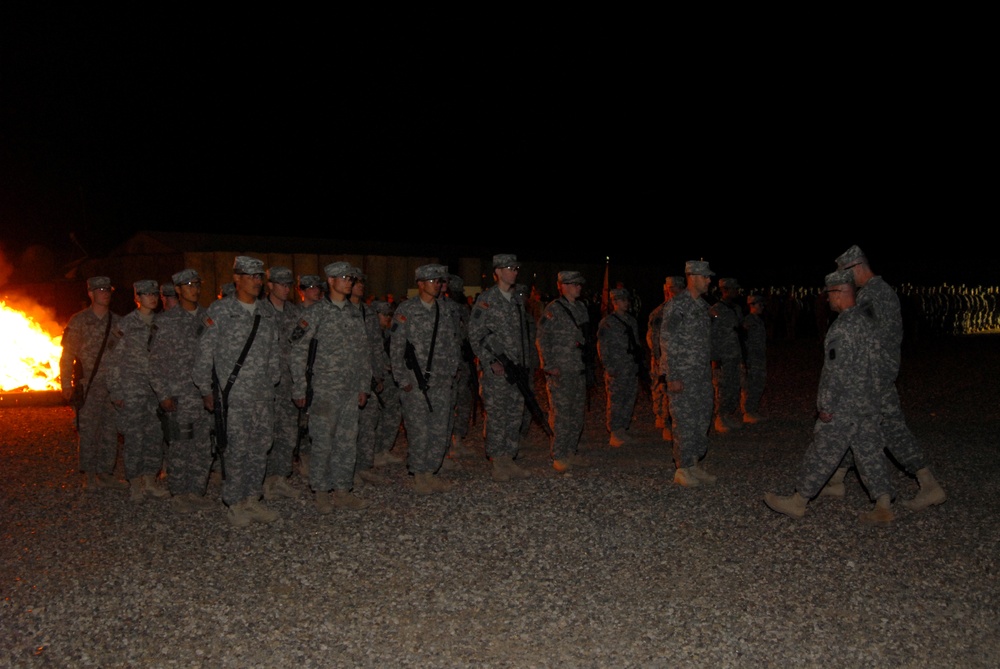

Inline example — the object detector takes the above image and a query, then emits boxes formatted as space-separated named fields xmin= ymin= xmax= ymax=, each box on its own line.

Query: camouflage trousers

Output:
xmin=400 ymin=382 xmax=453 ymax=474
xmin=544 ymin=369 xmax=586 ymax=461
xmin=165 ymin=394 xmax=212 ymax=497
xmin=837 ymin=383 xmax=927 ymax=477
xmin=308 ymin=389 xmax=360 ymax=492
xmin=518 ymin=367 xmax=542 ymax=438
xmin=355 ymin=390 xmax=382 ymax=471
xmin=742 ymin=355 xmax=766 ymax=415
xmin=668 ymin=379 xmax=713 ymax=468
xmin=452 ymin=360 xmax=475 ymax=441
xmin=266 ymin=393 xmax=299 ymax=479
xmin=375 ymin=383 xmax=402 ymax=455
xmin=604 ymin=369 xmax=638 ymax=433
xmin=117 ymin=391 xmax=163 ymax=480
xmin=77 ymin=382 xmax=120 ymax=475
xmin=712 ymin=357 xmax=743 ymax=417
xmin=650 ymin=366 xmax=670 ymax=426
xmin=797 ymin=413 xmax=891 ymax=501
xmin=221 ymin=398 xmax=274 ymax=507
xmin=479 ymin=367 xmax=525 ymax=460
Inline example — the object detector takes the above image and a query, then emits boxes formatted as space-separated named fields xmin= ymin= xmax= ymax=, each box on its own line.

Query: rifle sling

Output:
xmin=222 ymin=313 xmax=261 ymax=403
xmin=80 ymin=313 xmax=113 ymax=408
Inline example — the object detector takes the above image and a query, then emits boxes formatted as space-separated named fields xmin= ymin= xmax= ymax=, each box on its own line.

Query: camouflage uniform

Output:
xmin=597 ymin=295 xmax=640 ymax=437
xmin=469 ymin=284 xmax=534 ymax=462
xmin=194 ymin=295 xmax=281 ymax=507
xmin=446 ymin=276 xmax=476 ymax=446
xmin=355 ymin=299 xmax=386 ymax=472
xmin=373 ymin=305 xmax=403 ymax=458
xmin=106 ymin=303 xmax=161 ymax=483
xmin=149 ymin=297 xmax=212 ymax=497
xmin=289 ymin=296 xmax=371 ymax=493
xmin=741 ymin=300 xmax=767 ymax=417
xmin=391 ymin=277 xmax=460 ymax=474
xmin=709 ymin=285 xmax=745 ymax=425
xmin=661 ymin=290 xmax=713 ymax=469
xmin=795 ymin=301 xmax=890 ymax=500
xmin=59 ymin=290 xmax=124 ymax=478
xmin=258 ymin=294 xmax=302 ymax=481
xmin=537 ymin=288 xmax=589 ymax=462
xmin=515 ymin=284 xmax=541 ymax=440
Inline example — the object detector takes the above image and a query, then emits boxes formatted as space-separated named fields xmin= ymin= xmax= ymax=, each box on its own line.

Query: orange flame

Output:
xmin=0 ymin=300 xmax=63 ymax=392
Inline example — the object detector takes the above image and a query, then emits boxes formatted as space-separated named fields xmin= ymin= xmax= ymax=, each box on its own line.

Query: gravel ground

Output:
xmin=2 ymin=336 xmax=999 ymax=669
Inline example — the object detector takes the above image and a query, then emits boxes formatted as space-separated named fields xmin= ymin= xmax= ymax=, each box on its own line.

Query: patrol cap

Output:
xmin=824 ymin=269 xmax=855 ymax=291
xmin=349 ymin=266 xmax=367 ymax=281
xmin=324 ymin=261 xmax=354 ymax=278
xmin=747 ymin=293 xmax=764 ymax=305
xmin=233 ymin=256 xmax=265 ymax=275
xmin=371 ymin=300 xmax=394 ymax=316
xmin=133 ymin=279 xmax=159 ymax=295
xmin=718 ymin=278 xmax=741 ymax=290
xmin=267 ymin=266 xmax=293 ymax=285
xmin=610 ymin=288 xmax=629 ymax=300
xmin=172 ymin=268 xmax=201 ymax=285
xmin=448 ymin=274 xmax=465 ymax=292
xmin=160 ymin=283 xmax=177 ymax=297
xmin=557 ymin=270 xmax=585 ymax=285
xmin=493 ymin=253 xmax=519 ymax=269
xmin=685 ymin=260 xmax=715 ymax=276
xmin=87 ymin=276 xmax=112 ymax=291
xmin=298 ymin=274 xmax=324 ymax=289
xmin=664 ymin=276 xmax=685 ymax=288
xmin=219 ymin=282 xmax=236 ymax=297
xmin=415 ymin=263 xmax=449 ymax=281
xmin=836 ymin=245 xmax=867 ymax=269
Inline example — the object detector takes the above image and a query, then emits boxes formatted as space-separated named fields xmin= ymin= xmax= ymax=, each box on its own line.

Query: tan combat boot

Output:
xmin=315 ymin=490 xmax=333 ymax=515
xmin=507 ymin=457 xmax=531 ymax=479
xmin=413 ymin=472 xmax=435 ymax=494
xmin=690 ymin=461 xmax=717 ymax=485
xmin=819 ymin=468 xmax=847 ymax=498
xmin=129 ymin=477 xmax=146 ymax=502
xmin=96 ymin=472 xmax=128 ymax=490
xmin=673 ymin=468 xmax=702 ymax=488
xmin=859 ymin=494 xmax=894 ymax=525
xmin=332 ymin=489 xmax=371 ymax=510
xmin=901 ymin=468 xmax=947 ymax=512
xmin=609 ymin=431 xmax=626 ymax=448
xmin=764 ymin=491 xmax=808 ymax=519
xmin=358 ymin=468 xmax=390 ymax=485
xmin=427 ymin=473 xmax=453 ymax=493
xmin=144 ymin=474 xmax=171 ymax=499
xmin=373 ymin=450 xmax=403 ymax=467
xmin=491 ymin=456 xmax=512 ymax=482
xmin=227 ymin=499 xmax=253 ymax=527
xmin=568 ymin=452 xmax=591 ymax=468
xmin=661 ymin=427 xmax=673 ymax=442
xmin=552 ymin=458 xmax=572 ymax=473
xmin=297 ymin=453 xmax=311 ymax=478
xmin=244 ymin=497 xmax=280 ymax=524
xmin=264 ymin=475 xmax=301 ymax=500
xmin=713 ymin=415 xmax=730 ymax=434
xmin=171 ymin=493 xmax=196 ymax=514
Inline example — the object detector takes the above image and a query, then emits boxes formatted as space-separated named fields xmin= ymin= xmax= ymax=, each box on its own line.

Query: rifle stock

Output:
xmin=296 ymin=338 xmax=318 ymax=457
xmin=497 ymin=353 xmax=553 ymax=437
xmin=210 ymin=366 xmax=227 ymax=479
xmin=403 ymin=339 xmax=433 ymax=411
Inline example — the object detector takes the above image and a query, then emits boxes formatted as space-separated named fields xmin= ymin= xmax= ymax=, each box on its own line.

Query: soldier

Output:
xmin=390 ymin=263 xmax=461 ymax=494
xmin=514 ymin=283 xmax=541 ymax=447
xmin=258 ymin=266 xmax=302 ymax=502
xmin=293 ymin=273 xmax=326 ymax=478
xmin=446 ymin=274 xmax=477 ymax=459
xmin=349 ymin=267 xmax=392 ymax=487
xmin=149 ymin=269 xmax=216 ymax=514
xmin=106 ymin=279 xmax=171 ymax=502
xmin=661 ymin=260 xmax=717 ymax=488
xmin=159 ymin=283 xmax=179 ymax=312
xmin=741 ymin=293 xmax=768 ymax=423
xmin=468 ymin=254 xmax=534 ymax=482
xmin=647 ymin=276 xmax=685 ymax=442
xmin=371 ymin=300 xmax=405 ymax=468
xmin=597 ymin=288 xmax=642 ymax=448
xmin=537 ymin=270 xmax=591 ymax=472
xmin=821 ymin=245 xmax=946 ymax=511
xmin=289 ymin=261 xmax=372 ymax=514
xmin=59 ymin=276 xmax=126 ymax=490
xmin=709 ymin=277 xmax=746 ymax=433
xmin=194 ymin=256 xmax=282 ymax=527
xmin=764 ymin=269 xmax=894 ymax=525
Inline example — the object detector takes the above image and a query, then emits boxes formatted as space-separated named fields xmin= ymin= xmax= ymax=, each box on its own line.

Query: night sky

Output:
xmin=1 ymin=23 xmax=991 ymax=289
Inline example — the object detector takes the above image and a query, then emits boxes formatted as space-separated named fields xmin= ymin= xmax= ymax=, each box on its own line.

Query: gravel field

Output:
xmin=2 ymin=336 xmax=999 ymax=669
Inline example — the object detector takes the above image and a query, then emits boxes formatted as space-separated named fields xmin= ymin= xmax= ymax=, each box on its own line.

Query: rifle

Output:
xmin=403 ymin=339 xmax=433 ymax=411
xmin=210 ymin=366 xmax=227 ymax=479
xmin=296 ymin=338 xmax=318 ymax=458
xmin=370 ymin=376 xmax=386 ymax=408
xmin=496 ymin=352 xmax=553 ymax=437
xmin=70 ymin=359 xmax=85 ymax=430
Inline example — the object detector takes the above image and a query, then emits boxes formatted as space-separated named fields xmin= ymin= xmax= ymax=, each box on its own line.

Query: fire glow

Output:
xmin=0 ymin=300 xmax=63 ymax=392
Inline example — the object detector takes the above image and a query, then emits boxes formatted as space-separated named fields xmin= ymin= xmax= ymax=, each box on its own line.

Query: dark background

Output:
xmin=1 ymin=20 xmax=991 ymax=289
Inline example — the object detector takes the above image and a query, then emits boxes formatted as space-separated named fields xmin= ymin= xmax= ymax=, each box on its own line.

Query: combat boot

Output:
xmin=609 ymin=431 xmax=626 ymax=448
xmin=743 ymin=411 xmax=764 ymax=424
xmin=315 ymin=490 xmax=333 ymax=515
xmin=507 ymin=457 xmax=531 ymax=479
xmin=819 ymin=468 xmax=847 ymax=499
xmin=358 ymin=468 xmax=390 ymax=485
xmin=661 ymin=427 xmax=673 ymax=442
xmin=859 ymin=494 xmax=894 ymax=525
xmin=427 ymin=473 xmax=453 ymax=493
xmin=413 ymin=472 xmax=436 ymax=494
xmin=901 ymin=468 xmax=947 ymax=512
xmin=568 ymin=452 xmax=591 ymax=468
xmin=244 ymin=497 xmax=280 ymax=524
xmin=95 ymin=472 xmax=128 ymax=490
xmin=713 ymin=416 xmax=730 ymax=434
xmin=491 ymin=456 xmax=512 ymax=482
xmin=263 ymin=475 xmax=301 ymax=500
xmin=439 ymin=456 xmax=461 ymax=471
xmin=297 ymin=453 xmax=311 ymax=478
xmin=553 ymin=458 xmax=572 ymax=473
xmin=129 ymin=477 xmax=146 ymax=502
xmin=171 ymin=493 xmax=196 ymax=514
xmin=227 ymin=500 xmax=253 ymax=527
xmin=332 ymin=489 xmax=371 ymax=510
xmin=690 ymin=462 xmax=717 ymax=485
xmin=673 ymin=468 xmax=701 ymax=488
xmin=655 ymin=416 xmax=665 ymax=429
xmin=373 ymin=450 xmax=403 ymax=467
xmin=763 ymin=491 xmax=807 ymax=519
xmin=144 ymin=474 xmax=171 ymax=499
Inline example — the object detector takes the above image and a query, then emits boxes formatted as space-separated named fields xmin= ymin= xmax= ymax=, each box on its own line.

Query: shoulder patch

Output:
xmin=396 ymin=314 xmax=407 ymax=323
xmin=205 ymin=317 xmax=215 ymax=328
